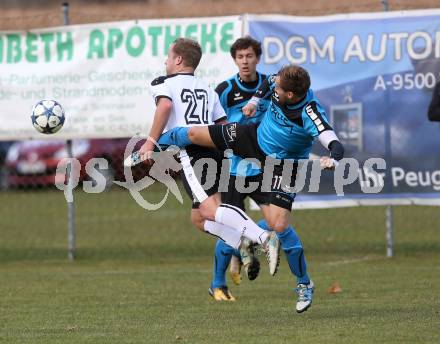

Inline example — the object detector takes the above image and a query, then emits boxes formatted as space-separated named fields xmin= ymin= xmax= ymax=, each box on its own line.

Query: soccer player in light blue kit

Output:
xmin=208 ymin=37 xmax=274 ymax=301
xmin=158 ymin=65 xmax=344 ymax=312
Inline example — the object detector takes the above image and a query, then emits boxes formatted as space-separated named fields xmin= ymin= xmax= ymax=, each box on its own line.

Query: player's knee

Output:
xmin=200 ymin=208 xmax=215 ymax=220
xmin=187 ymin=127 xmax=198 ymax=143
xmin=198 ymin=197 xmax=218 ymax=220
xmin=197 ymin=203 xmax=215 ymax=221
xmin=190 ymin=213 xmax=205 ymax=232
xmin=268 ymin=218 xmax=289 ymax=232
xmin=272 ymin=223 xmax=287 ymax=232
xmin=267 ymin=218 xmax=276 ymax=230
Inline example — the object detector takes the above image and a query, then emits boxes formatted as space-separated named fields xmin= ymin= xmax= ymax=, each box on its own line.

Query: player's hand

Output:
xmin=320 ymin=156 xmax=337 ymax=170
xmin=242 ymin=103 xmax=257 ymax=117
xmin=139 ymin=140 xmax=155 ymax=164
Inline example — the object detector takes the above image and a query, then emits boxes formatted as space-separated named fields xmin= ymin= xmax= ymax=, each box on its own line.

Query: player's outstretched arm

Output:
xmin=139 ymin=98 xmax=172 ymax=161
xmin=320 ymin=156 xmax=337 ymax=170
xmin=242 ymin=103 xmax=257 ymax=117
xmin=318 ymin=130 xmax=344 ymax=170
xmin=242 ymin=78 xmax=271 ymax=117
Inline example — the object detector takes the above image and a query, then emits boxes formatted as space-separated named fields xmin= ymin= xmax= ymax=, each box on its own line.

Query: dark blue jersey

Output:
xmin=215 ymin=72 xmax=269 ymax=176
xmin=256 ymin=75 xmax=333 ymax=160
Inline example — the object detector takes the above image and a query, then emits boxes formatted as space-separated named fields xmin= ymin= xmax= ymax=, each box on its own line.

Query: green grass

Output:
xmin=0 ymin=185 xmax=439 ymax=343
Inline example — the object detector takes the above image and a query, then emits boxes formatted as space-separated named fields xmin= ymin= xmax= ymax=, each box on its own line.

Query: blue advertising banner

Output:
xmin=246 ymin=10 xmax=440 ymax=205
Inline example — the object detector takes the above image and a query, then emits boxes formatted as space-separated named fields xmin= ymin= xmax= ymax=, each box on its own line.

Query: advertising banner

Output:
xmin=0 ymin=16 xmax=241 ymax=140
xmin=246 ymin=10 xmax=440 ymax=203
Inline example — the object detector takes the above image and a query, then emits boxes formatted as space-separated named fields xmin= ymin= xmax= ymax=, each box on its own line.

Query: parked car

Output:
xmin=0 ymin=141 xmax=14 ymax=189
xmin=4 ymin=138 xmax=143 ymax=188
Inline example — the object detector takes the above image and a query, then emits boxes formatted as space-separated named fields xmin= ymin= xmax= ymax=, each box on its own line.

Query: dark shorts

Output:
xmin=179 ymin=144 xmax=223 ymax=209
xmin=208 ymin=122 xmax=266 ymax=161
xmin=221 ymin=174 xmax=270 ymax=210
xmin=209 ymin=123 xmax=297 ymax=211
xmin=268 ymin=163 xmax=298 ymax=210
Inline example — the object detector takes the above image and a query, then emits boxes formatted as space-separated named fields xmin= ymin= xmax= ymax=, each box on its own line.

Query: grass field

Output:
xmin=0 ymin=185 xmax=439 ymax=343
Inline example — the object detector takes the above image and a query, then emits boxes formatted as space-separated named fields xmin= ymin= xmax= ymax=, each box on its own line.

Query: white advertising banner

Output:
xmin=0 ymin=16 xmax=242 ymax=140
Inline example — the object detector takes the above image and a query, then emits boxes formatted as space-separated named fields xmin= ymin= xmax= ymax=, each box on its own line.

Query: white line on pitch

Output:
xmin=322 ymin=256 xmax=372 ymax=266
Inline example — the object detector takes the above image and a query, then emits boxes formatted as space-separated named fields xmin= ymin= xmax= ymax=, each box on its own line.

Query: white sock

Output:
xmin=204 ymin=220 xmax=242 ymax=249
xmin=215 ymin=204 xmax=269 ymax=245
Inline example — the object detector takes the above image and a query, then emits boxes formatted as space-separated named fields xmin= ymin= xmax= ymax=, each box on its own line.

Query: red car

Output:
xmin=5 ymin=138 xmax=144 ymax=188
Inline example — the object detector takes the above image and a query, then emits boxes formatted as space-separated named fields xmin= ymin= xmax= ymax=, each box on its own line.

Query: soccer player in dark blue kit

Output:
xmin=208 ymin=37 xmax=276 ymax=302
xmin=158 ymin=65 xmax=344 ymax=312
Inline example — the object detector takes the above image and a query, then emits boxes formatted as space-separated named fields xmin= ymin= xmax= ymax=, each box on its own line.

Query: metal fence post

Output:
xmin=62 ymin=2 xmax=76 ymax=261
xmin=386 ymin=205 xmax=394 ymax=257
xmin=381 ymin=0 xmax=394 ymax=258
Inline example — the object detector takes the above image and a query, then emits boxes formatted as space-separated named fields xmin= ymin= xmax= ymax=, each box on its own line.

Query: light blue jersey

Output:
xmin=256 ymin=75 xmax=332 ymax=160
xmin=215 ymin=72 xmax=269 ymax=176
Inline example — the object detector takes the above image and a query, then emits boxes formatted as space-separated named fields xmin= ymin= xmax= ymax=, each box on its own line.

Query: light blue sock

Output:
xmin=276 ymin=225 xmax=310 ymax=285
xmin=211 ymin=240 xmax=237 ymax=288
xmin=157 ymin=127 xmax=191 ymax=147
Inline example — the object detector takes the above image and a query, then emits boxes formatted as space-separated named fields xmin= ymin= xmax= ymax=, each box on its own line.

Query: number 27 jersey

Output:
xmin=150 ymin=73 xmax=227 ymax=132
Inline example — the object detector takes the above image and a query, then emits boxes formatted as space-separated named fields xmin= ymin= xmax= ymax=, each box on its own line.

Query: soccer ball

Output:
xmin=31 ymin=99 xmax=65 ymax=134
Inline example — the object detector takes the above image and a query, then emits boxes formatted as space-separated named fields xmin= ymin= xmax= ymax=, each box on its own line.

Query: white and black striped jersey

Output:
xmin=150 ymin=73 xmax=227 ymax=132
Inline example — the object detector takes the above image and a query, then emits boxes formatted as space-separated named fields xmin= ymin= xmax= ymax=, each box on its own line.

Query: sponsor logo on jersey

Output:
xmin=226 ymin=123 xmax=237 ymax=142
xmin=234 ymin=92 xmax=243 ymax=101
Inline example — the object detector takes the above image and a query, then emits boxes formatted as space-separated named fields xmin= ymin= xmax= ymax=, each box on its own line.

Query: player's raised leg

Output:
xmin=188 ymin=126 xmax=217 ymax=148
xmin=156 ymin=126 xmax=214 ymax=148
